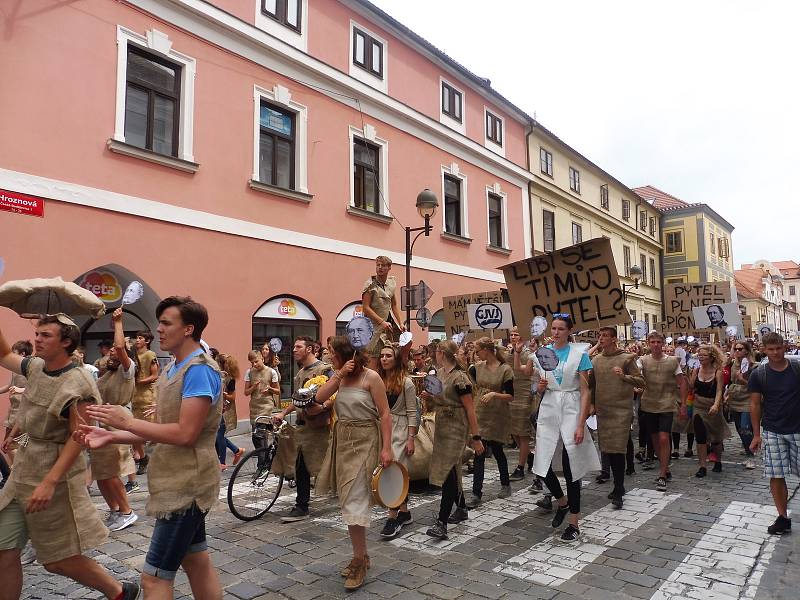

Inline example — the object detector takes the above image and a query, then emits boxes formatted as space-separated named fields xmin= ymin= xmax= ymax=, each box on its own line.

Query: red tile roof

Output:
xmin=632 ymin=185 xmax=689 ymax=210
xmin=734 ymin=268 xmax=766 ymax=300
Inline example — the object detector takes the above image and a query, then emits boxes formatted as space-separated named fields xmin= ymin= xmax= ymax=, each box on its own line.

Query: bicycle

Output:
xmin=227 ymin=415 xmax=286 ymax=521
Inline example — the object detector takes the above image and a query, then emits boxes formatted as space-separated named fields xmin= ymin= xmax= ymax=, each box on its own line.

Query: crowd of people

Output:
xmin=0 ymin=259 xmax=798 ymax=598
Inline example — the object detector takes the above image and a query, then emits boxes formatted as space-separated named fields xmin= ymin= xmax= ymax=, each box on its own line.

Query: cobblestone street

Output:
xmin=19 ymin=435 xmax=800 ymax=600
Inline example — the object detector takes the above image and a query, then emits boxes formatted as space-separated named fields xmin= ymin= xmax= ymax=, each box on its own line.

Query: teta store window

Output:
xmin=353 ymin=138 xmax=381 ymax=213
xmin=262 ymin=0 xmax=301 ymax=32
xmin=542 ymin=209 xmax=555 ymax=253
xmin=487 ymin=192 xmax=504 ymax=248
xmin=444 ymin=174 xmax=463 ymax=236
xmin=572 ymin=222 xmax=583 ymax=244
xmin=258 ymin=102 xmax=295 ymax=189
xmin=569 ymin=167 xmax=580 ymax=193
xmin=540 ymin=148 xmax=553 ymax=177
xmin=125 ymin=46 xmax=181 ymax=157
xmin=352 ymin=27 xmax=383 ymax=79
xmin=486 ymin=111 xmax=503 ymax=146
xmin=441 ymin=81 xmax=462 ymax=123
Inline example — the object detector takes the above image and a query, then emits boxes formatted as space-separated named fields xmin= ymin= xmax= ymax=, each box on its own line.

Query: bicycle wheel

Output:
xmin=227 ymin=448 xmax=284 ymax=521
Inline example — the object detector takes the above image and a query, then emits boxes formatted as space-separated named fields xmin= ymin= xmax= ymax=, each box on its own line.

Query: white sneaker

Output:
xmin=20 ymin=542 xmax=37 ymax=565
xmin=111 ymin=511 xmax=138 ymax=531
xmin=105 ymin=511 xmax=121 ymax=529
xmin=745 ymin=459 xmax=757 ymax=470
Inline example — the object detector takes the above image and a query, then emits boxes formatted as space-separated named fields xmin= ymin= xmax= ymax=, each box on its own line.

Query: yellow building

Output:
xmin=633 ymin=186 xmax=734 ymax=285
xmin=528 ymin=123 xmax=663 ymax=337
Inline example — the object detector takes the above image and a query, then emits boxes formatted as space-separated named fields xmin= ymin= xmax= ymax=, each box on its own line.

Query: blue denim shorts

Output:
xmin=143 ymin=503 xmax=208 ymax=580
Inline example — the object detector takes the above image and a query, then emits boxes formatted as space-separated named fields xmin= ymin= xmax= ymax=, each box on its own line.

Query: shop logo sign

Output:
xmin=79 ymin=271 xmax=122 ymax=303
xmin=278 ymin=299 xmax=297 ymax=317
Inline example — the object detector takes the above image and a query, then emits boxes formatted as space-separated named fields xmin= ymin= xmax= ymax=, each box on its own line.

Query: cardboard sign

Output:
xmin=573 ymin=329 xmax=600 ymax=344
xmin=691 ymin=302 xmax=743 ymax=330
xmin=467 ymin=302 xmax=514 ymax=331
xmin=663 ymin=282 xmax=732 ymax=332
xmin=501 ymin=238 xmax=630 ymax=338
xmin=442 ymin=290 xmax=509 ymax=340
xmin=757 ymin=323 xmax=775 ymax=338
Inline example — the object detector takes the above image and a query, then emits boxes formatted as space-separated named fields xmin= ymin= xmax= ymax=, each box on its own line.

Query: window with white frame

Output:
xmin=623 ymin=245 xmax=631 ymax=276
xmin=349 ymin=125 xmax=388 ymax=215
xmin=252 ymin=85 xmax=308 ymax=194
xmin=487 ymin=190 xmax=506 ymax=248
xmin=622 ymin=198 xmax=631 ymax=221
xmin=443 ymin=174 xmax=463 ymax=236
xmin=440 ymin=78 xmax=465 ymax=132
xmin=349 ymin=22 xmax=387 ymax=92
xmin=255 ymin=0 xmax=307 ymax=50
xmin=569 ymin=166 xmax=581 ymax=193
xmin=485 ymin=109 xmax=503 ymax=148
xmin=600 ymin=184 xmax=609 ymax=210
xmin=262 ymin=0 xmax=301 ymax=31
xmin=113 ymin=27 xmax=196 ymax=164
xmin=572 ymin=222 xmax=583 ymax=244
xmin=649 ymin=257 xmax=656 ymax=287
xmin=543 ymin=209 xmax=555 ymax=252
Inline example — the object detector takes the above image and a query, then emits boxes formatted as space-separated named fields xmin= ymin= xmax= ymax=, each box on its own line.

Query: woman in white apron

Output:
xmin=532 ymin=314 xmax=600 ymax=542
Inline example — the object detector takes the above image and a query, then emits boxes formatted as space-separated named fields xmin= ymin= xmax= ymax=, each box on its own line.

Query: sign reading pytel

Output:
xmin=501 ymin=238 xmax=630 ymax=336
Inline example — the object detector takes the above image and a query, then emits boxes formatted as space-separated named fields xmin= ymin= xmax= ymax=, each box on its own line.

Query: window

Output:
xmin=543 ymin=210 xmax=555 ymax=253
xmin=709 ymin=232 xmax=716 ymax=255
xmin=572 ymin=222 xmax=583 ymax=245
xmin=262 ymin=0 xmax=301 ymax=32
xmin=485 ymin=111 xmax=503 ymax=146
xmin=443 ymin=175 xmax=463 ymax=236
xmin=540 ymin=148 xmax=553 ymax=177
xmin=630 ymin=309 xmax=637 ymax=321
xmin=790 ymin=285 xmax=796 ymax=296
xmin=718 ymin=236 xmax=730 ymax=259
xmin=665 ymin=231 xmax=683 ymax=254
xmin=257 ymin=102 xmax=295 ymax=189
xmin=623 ymin=245 xmax=631 ymax=276
xmin=639 ymin=211 xmax=647 ymax=231
xmin=600 ymin=184 xmax=609 ymax=210
xmin=441 ymin=81 xmax=462 ymax=123
xmin=622 ymin=199 xmax=630 ymax=221
xmin=124 ymin=46 xmax=181 ymax=157
xmin=649 ymin=216 xmax=656 ymax=236
xmin=487 ymin=192 xmax=504 ymax=248
xmin=666 ymin=277 xmax=684 ymax=284
xmin=569 ymin=167 xmax=581 ymax=193
xmin=352 ymin=27 xmax=383 ymax=79
xmin=640 ymin=254 xmax=647 ymax=281
xmin=649 ymin=257 xmax=656 ymax=287
xmin=643 ymin=313 xmax=650 ymax=330
xmin=353 ymin=138 xmax=380 ymax=213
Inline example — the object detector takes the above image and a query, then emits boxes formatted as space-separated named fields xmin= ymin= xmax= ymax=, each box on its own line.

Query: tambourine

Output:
xmin=371 ymin=461 xmax=409 ymax=509
xmin=291 ymin=384 xmax=320 ymax=409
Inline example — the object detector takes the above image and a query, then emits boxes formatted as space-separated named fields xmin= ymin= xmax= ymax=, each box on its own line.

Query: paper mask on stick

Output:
xmin=268 ymin=337 xmax=282 ymax=353
xmin=530 ymin=316 xmax=548 ymax=338
xmin=399 ymin=331 xmax=413 ymax=347
xmin=423 ymin=374 xmax=443 ymax=395
xmin=535 ymin=347 xmax=559 ymax=372
xmin=346 ymin=316 xmax=374 ymax=349
xmin=121 ymin=281 xmax=144 ymax=306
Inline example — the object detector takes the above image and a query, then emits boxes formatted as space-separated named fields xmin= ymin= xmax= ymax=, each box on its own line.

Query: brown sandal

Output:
xmin=344 ymin=557 xmax=368 ymax=590
xmin=340 ymin=554 xmax=370 ymax=577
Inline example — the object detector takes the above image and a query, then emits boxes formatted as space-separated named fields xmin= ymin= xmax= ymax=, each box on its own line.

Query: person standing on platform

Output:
xmin=590 ymin=327 xmax=644 ymax=508
xmin=361 ymin=256 xmax=405 ymax=370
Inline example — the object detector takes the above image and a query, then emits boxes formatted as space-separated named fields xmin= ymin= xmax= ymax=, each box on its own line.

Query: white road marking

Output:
xmin=494 ymin=488 xmax=679 ymax=586
xmin=649 ymin=501 xmax=777 ymax=600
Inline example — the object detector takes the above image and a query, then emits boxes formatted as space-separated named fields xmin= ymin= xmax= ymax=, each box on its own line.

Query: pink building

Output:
xmin=0 ymin=1 xmax=533 ymax=420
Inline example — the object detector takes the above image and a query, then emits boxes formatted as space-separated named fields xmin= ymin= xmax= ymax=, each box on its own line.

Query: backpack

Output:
xmin=755 ymin=360 xmax=800 ymax=393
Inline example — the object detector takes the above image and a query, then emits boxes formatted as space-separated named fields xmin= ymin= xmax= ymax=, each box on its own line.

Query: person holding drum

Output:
xmin=422 ymin=341 xmax=484 ymax=539
xmin=532 ymin=314 xmax=600 ymax=542
xmin=314 ymin=336 xmax=392 ymax=591
xmin=466 ymin=337 xmax=514 ymax=507
xmin=376 ymin=345 xmax=418 ymax=539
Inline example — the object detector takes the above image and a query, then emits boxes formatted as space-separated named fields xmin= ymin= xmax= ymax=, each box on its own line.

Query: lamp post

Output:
xmin=404 ymin=189 xmax=439 ymax=330
xmin=622 ymin=265 xmax=642 ymax=341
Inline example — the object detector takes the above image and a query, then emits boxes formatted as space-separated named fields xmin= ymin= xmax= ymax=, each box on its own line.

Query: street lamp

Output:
xmin=622 ymin=265 xmax=642 ymax=341
xmin=404 ymin=189 xmax=439 ymax=330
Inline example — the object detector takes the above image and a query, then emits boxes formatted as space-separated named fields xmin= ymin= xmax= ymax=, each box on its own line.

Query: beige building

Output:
xmin=737 ymin=261 xmax=800 ymax=339
xmin=528 ymin=123 xmax=663 ymax=338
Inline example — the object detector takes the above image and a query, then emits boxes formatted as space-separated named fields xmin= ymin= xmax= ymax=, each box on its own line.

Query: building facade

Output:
xmin=528 ymin=124 xmax=663 ymax=338
xmin=0 ymin=0 xmax=536 ymax=414
xmin=634 ymin=186 xmax=735 ymax=285
xmin=737 ymin=261 xmax=800 ymax=339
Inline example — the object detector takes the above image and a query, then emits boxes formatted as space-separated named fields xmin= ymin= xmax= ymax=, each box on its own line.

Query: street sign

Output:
xmin=415 ymin=307 xmax=431 ymax=328
xmin=401 ymin=280 xmax=434 ymax=311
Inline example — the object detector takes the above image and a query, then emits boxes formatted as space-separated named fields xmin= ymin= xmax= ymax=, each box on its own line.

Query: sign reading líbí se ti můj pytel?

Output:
xmin=662 ymin=282 xmax=732 ymax=332
xmin=501 ymin=238 xmax=630 ymax=337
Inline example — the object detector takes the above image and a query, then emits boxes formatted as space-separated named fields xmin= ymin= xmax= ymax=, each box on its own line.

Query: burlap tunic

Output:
xmin=726 ymin=359 xmax=752 ymax=412
xmin=4 ymin=371 xmax=27 ymax=428
xmin=0 ymin=358 xmax=107 ymax=564
xmin=248 ymin=365 xmax=277 ymax=426
xmin=473 ymin=361 xmax=513 ymax=443
xmin=389 ymin=376 xmax=417 ymax=467
xmin=590 ymin=350 xmax=644 ymax=454
xmin=91 ymin=363 xmax=136 ymax=480
xmin=640 ymin=355 xmax=681 ymax=414
xmin=429 ymin=368 xmax=471 ymax=487
xmin=691 ymin=369 xmax=731 ymax=445
xmin=510 ymin=349 xmax=534 ymax=437
xmin=362 ymin=275 xmax=400 ymax=356
xmin=221 ymin=371 xmax=238 ymax=431
xmin=147 ymin=352 xmax=222 ymax=518
xmin=133 ymin=349 xmax=157 ymax=422
xmin=316 ymin=385 xmax=380 ymax=527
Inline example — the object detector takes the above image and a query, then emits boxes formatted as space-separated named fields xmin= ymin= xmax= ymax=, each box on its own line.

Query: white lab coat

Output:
xmin=532 ymin=343 xmax=601 ymax=480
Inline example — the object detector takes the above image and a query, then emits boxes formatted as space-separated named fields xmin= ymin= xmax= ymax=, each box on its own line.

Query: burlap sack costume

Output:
xmin=640 ymin=355 xmax=681 ymax=414
xmin=133 ymin=348 xmax=158 ymax=422
xmin=590 ymin=350 xmax=644 ymax=454
xmin=315 ymin=385 xmax=380 ymax=527
xmin=91 ymin=363 xmax=136 ymax=480
xmin=221 ymin=371 xmax=238 ymax=431
xmin=0 ymin=358 xmax=108 ymax=564
xmin=428 ymin=367 xmax=471 ymax=487
xmin=248 ymin=364 xmax=278 ymax=426
xmin=726 ymin=359 xmax=752 ymax=412
xmin=389 ymin=376 xmax=418 ymax=467
xmin=362 ymin=275 xmax=400 ymax=357
xmin=473 ymin=361 xmax=513 ymax=443
xmin=691 ymin=369 xmax=731 ymax=445
xmin=406 ymin=414 xmax=435 ymax=480
xmin=4 ymin=371 xmax=26 ymax=428
xmin=146 ymin=351 xmax=222 ymax=518
xmin=510 ymin=348 xmax=534 ymax=437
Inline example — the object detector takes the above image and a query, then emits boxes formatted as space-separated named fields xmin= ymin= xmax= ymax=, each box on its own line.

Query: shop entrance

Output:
xmin=252 ymin=295 xmax=320 ymax=399
xmin=335 ymin=301 xmax=363 ymax=337
xmin=72 ymin=265 xmax=162 ymax=365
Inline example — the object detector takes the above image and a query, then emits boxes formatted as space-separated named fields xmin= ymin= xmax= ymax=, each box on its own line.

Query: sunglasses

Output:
xmin=552 ymin=313 xmax=571 ymax=319
xmin=734 ymin=347 xmax=745 ymax=351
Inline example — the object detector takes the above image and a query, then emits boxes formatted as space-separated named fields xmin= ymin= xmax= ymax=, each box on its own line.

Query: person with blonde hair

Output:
xmin=361 ymin=256 xmax=405 ymax=370
xmin=244 ymin=350 xmax=280 ymax=449
xmin=466 ymin=337 xmax=514 ymax=507
xmin=689 ymin=344 xmax=729 ymax=477
xmin=216 ymin=354 xmax=244 ymax=470
xmin=375 ymin=345 xmax=418 ymax=538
